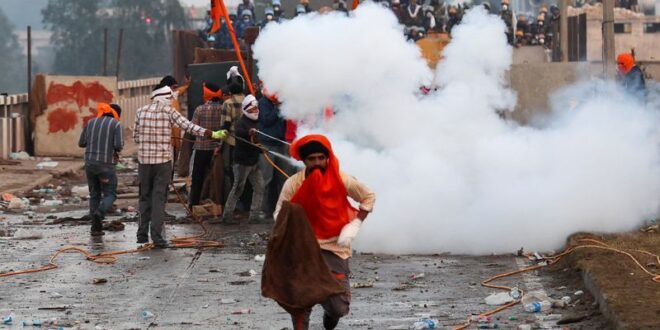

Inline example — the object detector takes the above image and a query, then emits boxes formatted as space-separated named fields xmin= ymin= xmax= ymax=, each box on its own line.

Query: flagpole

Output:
xmin=216 ymin=0 xmax=256 ymax=95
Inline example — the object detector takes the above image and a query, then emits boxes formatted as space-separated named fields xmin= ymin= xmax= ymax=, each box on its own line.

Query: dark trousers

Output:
xmin=138 ymin=162 xmax=172 ymax=245
xmin=85 ymin=162 xmax=117 ymax=230
xmin=189 ymin=149 xmax=214 ymax=208
xmin=292 ymin=250 xmax=351 ymax=330
xmin=222 ymin=163 xmax=264 ymax=220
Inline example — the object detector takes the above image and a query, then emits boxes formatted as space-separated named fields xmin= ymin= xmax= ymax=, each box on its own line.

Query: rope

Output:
xmin=255 ymin=129 xmax=291 ymax=146
xmin=0 ymin=176 xmax=223 ymax=279
xmin=451 ymin=238 xmax=660 ymax=330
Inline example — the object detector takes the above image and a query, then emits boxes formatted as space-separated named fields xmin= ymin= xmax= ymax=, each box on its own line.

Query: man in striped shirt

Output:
xmin=78 ymin=103 xmax=124 ymax=236
xmin=133 ymin=84 xmax=220 ymax=248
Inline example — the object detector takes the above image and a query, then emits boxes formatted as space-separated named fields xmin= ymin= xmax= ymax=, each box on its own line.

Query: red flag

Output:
xmin=209 ymin=0 xmax=225 ymax=34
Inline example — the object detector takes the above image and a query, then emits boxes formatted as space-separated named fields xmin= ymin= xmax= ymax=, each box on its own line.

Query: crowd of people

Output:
xmin=77 ymin=66 xmax=378 ymax=329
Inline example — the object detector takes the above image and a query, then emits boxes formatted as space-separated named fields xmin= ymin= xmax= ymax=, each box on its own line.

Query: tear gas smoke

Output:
xmin=253 ymin=4 xmax=660 ymax=254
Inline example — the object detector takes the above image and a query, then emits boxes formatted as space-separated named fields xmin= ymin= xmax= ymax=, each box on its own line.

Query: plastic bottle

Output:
xmin=141 ymin=310 xmax=155 ymax=319
xmin=477 ymin=323 xmax=499 ymax=329
xmin=411 ymin=319 xmax=437 ymax=329
xmin=523 ymin=300 xmax=552 ymax=313
xmin=510 ymin=287 xmax=521 ymax=299
xmin=22 ymin=320 xmax=42 ymax=326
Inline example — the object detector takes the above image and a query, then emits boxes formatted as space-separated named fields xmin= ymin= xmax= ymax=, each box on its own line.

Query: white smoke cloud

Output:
xmin=253 ymin=4 xmax=660 ymax=254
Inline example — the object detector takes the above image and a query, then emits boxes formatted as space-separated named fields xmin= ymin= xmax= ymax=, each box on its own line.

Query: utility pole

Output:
xmin=602 ymin=0 xmax=615 ymax=78
xmin=560 ymin=0 xmax=568 ymax=62
xmin=103 ymin=28 xmax=108 ymax=76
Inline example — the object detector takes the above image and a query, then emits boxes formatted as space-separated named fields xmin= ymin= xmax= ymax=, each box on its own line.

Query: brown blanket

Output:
xmin=261 ymin=201 xmax=346 ymax=314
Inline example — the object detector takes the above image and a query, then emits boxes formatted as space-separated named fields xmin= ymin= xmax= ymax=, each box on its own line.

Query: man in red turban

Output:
xmin=616 ymin=52 xmax=646 ymax=100
xmin=274 ymin=134 xmax=376 ymax=330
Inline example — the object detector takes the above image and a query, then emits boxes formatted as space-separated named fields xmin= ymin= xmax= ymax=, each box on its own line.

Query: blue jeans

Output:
xmin=85 ymin=162 xmax=118 ymax=219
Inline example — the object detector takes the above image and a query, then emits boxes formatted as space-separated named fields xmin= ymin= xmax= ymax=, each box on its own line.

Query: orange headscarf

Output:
xmin=616 ymin=53 xmax=635 ymax=75
xmin=203 ymin=83 xmax=223 ymax=102
xmin=290 ymin=135 xmax=357 ymax=239
xmin=96 ymin=103 xmax=119 ymax=120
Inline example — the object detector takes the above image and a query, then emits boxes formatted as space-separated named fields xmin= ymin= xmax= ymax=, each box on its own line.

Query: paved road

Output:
xmin=0 ymin=208 xmax=609 ymax=329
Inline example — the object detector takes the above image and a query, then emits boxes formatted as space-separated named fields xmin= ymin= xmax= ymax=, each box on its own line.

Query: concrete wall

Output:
xmin=586 ymin=16 xmax=660 ymax=62
xmin=509 ymin=61 xmax=658 ymax=124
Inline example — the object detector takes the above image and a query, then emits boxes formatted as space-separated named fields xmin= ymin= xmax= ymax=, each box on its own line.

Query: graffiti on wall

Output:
xmin=34 ymin=76 xmax=117 ymax=157
xmin=45 ymin=81 xmax=114 ymax=134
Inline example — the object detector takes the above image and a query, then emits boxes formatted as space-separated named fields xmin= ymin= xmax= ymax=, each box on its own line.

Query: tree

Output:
xmin=42 ymin=0 xmax=104 ymax=76
xmin=42 ymin=0 xmax=188 ymax=79
xmin=0 ymin=6 xmax=26 ymax=94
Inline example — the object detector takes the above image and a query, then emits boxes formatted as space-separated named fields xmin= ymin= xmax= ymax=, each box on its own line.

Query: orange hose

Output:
xmin=452 ymin=238 xmax=660 ymax=330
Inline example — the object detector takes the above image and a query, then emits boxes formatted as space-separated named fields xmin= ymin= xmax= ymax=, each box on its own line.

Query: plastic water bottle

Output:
xmin=524 ymin=300 xmax=552 ymax=313
xmin=412 ymin=319 xmax=437 ymax=329
xmin=510 ymin=287 xmax=521 ymax=299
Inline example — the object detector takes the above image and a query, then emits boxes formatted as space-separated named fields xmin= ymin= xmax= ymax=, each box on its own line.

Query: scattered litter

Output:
xmin=254 ymin=254 xmax=265 ymax=262
xmin=2 ymin=315 xmax=12 ymax=325
xmin=411 ymin=318 xmax=438 ymax=329
xmin=103 ymin=220 xmax=125 ymax=231
xmin=538 ymin=314 xmax=563 ymax=321
xmin=220 ymin=298 xmax=237 ymax=304
xmin=510 ymin=287 xmax=521 ymax=299
xmin=21 ymin=320 xmax=42 ymax=326
xmin=50 ymin=292 xmax=63 ymax=299
xmin=231 ymin=308 xmax=252 ymax=315
xmin=92 ymin=278 xmax=108 ymax=285
xmin=9 ymin=151 xmax=32 ymax=160
xmin=469 ymin=315 xmax=492 ymax=323
xmin=553 ymin=296 xmax=572 ymax=308
xmin=410 ymin=273 xmax=425 ymax=280
xmin=42 ymin=200 xmax=64 ymax=207
xmin=229 ymin=280 xmax=254 ymax=285
xmin=485 ymin=292 xmax=514 ymax=305
xmin=127 ymin=206 xmax=136 ymax=212
xmin=508 ymin=316 xmax=517 ymax=321
xmin=202 ymin=304 xmax=209 ymax=309
xmin=71 ymin=186 xmax=89 ymax=198
xmin=36 ymin=161 xmax=59 ymax=169
xmin=8 ymin=197 xmax=28 ymax=210
xmin=237 ymin=269 xmax=258 ymax=277
xmin=12 ymin=229 xmax=43 ymax=240
xmin=141 ymin=310 xmax=154 ymax=319
xmin=476 ymin=323 xmax=499 ymax=329
xmin=556 ymin=286 xmax=567 ymax=290
xmin=138 ymin=257 xmax=150 ymax=260
xmin=351 ymin=282 xmax=374 ymax=289
xmin=522 ymin=291 xmax=552 ymax=313
xmin=1 ymin=193 xmax=15 ymax=202
xmin=574 ymin=290 xmax=584 ymax=296
xmin=517 ymin=325 xmax=532 ymax=330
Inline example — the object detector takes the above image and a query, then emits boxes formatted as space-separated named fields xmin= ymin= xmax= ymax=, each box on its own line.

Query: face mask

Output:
xmin=244 ymin=111 xmax=259 ymax=120
xmin=266 ymin=15 xmax=273 ymax=21
xmin=502 ymin=4 xmax=508 ymax=10
xmin=243 ymin=17 xmax=250 ymax=23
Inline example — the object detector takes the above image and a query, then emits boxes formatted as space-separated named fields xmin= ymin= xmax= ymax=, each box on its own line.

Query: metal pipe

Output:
xmin=116 ymin=28 xmax=124 ymax=79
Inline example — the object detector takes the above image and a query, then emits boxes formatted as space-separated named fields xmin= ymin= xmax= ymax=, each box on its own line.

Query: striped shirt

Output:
xmin=133 ymin=100 xmax=208 ymax=164
xmin=78 ymin=116 xmax=124 ymax=165
xmin=192 ymin=101 xmax=224 ymax=150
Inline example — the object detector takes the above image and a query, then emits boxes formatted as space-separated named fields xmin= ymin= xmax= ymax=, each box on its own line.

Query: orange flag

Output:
xmin=210 ymin=0 xmax=225 ymax=33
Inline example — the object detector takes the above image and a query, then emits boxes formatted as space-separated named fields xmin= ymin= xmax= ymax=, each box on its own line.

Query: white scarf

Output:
xmin=151 ymin=85 xmax=173 ymax=106
xmin=407 ymin=4 xmax=421 ymax=18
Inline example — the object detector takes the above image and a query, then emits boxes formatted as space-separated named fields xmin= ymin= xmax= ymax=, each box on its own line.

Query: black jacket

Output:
xmin=233 ymin=115 xmax=261 ymax=166
xmin=618 ymin=66 xmax=646 ymax=100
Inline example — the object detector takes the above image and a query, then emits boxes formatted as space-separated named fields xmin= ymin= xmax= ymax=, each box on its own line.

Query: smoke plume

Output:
xmin=253 ymin=4 xmax=660 ymax=254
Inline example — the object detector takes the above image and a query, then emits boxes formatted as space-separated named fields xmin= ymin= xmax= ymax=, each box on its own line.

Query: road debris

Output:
xmin=231 ymin=308 xmax=253 ymax=315
xmin=12 ymin=229 xmax=43 ymax=240
xmin=485 ymin=292 xmax=514 ymax=305
xmin=92 ymin=278 xmax=108 ymax=285
xmin=351 ymin=281 xmax=374 ymax=289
